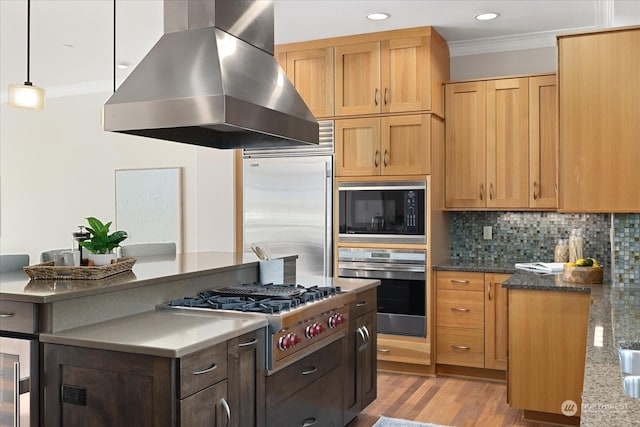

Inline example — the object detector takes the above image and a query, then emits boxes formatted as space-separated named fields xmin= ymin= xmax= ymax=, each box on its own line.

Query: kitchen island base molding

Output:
xmin=522 ymin=409 xmax=580 ymax=426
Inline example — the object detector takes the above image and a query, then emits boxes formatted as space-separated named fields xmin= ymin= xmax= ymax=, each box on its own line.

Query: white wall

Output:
xmin=450 ymin=46 xmax=557 ymax=80
xmin=0 ymin=92 xmax=235 ymax=263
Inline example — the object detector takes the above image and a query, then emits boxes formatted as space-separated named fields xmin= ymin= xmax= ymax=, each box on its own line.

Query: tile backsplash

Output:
xmin=449 ymin=212 xmax=612 ymax=266
xmin=612 ymin=214 xmax=640 ymax=285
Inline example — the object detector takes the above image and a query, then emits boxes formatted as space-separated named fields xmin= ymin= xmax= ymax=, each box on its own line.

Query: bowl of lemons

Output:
xmin=563 ymin=258 xmax=603 ymax=284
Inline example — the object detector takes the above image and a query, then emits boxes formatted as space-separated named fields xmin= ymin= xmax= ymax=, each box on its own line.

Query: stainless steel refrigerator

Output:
xmin=243 ymin=121 xmax=334 ymax=284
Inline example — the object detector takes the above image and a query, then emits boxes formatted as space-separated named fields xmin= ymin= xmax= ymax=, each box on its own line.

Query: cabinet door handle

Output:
xmin=378 ymin=348 xmax=391 ymax=353
xmin=13 ymin=362 xmax=20 ymax=427
xmin=488 ymin=282 xmax=492 ymax=300
xmin=450 ymin=279 xmax=470 ymax=284
xmin=0 ymin=312 xmax=15 ymax=318
xmin=192 ymin=362 xmax=218 ymax=375
xmin=450 ymin=307 xmax=470 ymax=312
xmin=302 ymin=417 xmax=318 ymax=427
xmin=384 ymin=88 xmax=388 ymax=105
xmin=374 ymin=88 xmax=379 ymax=106
xmin=480 ymin=184 xmax=484 ymax=201
xmin=357 ymin=327 xmax=367 ymax=352
xmin=383 ymin=150 xmax=389 ymax=167
xmin=374 ymin=150 xmax=379 ymax=167
xmin=237 ymin=338 xmax=258 ymax=347
xmin=489 ymin=183 xmax=494 ymax=200
xmin=532 ymin=181 xmax=538 ymax=200
xmin=302 ymin=366 xmax=317 ymax=375
xmin=355 ymin=301 xmax=368 ymax=307
xmin=451 ymin=345 xmax=471 ymax=350
xmin=220 ymin=397 xmax=231 ymax=427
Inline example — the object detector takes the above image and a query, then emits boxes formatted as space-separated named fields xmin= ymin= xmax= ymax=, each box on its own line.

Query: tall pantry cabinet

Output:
xmin=557 ymin=26 xmax=640 ymax=212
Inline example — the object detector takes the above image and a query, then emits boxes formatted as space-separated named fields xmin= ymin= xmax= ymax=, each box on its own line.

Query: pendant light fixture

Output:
xmin=8 ymin=0 xmax=45 ymax=110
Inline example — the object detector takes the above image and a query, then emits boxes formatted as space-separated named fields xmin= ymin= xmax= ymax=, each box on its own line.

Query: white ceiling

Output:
xmin=1 ymin=0 xmax=639 ymax=95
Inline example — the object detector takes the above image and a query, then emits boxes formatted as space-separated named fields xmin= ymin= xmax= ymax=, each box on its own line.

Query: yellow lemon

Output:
xmin=566 ymin=261 xmax=576 ymax=267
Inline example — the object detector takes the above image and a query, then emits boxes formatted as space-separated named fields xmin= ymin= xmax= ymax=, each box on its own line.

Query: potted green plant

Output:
xmin=79 ymin=217 xmax=128 ymax=266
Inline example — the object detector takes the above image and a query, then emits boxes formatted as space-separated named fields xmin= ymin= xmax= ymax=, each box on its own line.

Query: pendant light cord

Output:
xmin=26 ymin=0 xmax=31 ymax=83
xmin=113 ymin=0 xmax=116 ymax=93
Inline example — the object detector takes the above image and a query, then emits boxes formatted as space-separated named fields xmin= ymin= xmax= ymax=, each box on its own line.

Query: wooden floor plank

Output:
xmin=349 ymin=371 xmax=559 ymax=427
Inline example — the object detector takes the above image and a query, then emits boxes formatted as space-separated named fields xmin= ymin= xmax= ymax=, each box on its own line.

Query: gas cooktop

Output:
xmin=167 ymin=283 xmax=342 ymax=315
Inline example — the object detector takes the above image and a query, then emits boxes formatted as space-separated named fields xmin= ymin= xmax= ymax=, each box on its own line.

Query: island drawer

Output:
xmin=350 ymin=288 xmax=377 ymax=319
xmin=436 ymin=326 xmax=484 ymax=368
xmin=436 ymin=289 xmax=484 ymax=329
xmin=266 ymin=337 xmax=343 ymax=408
xmin=436 ymin=271 xmax=484 ymax=292
xmin=0 ymin=301 xmax=37 ymax=334
xmin=179 ymin=341 xmax=228 ymax=399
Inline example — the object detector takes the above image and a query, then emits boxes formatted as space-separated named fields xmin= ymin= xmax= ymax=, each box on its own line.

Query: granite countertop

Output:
xmin=39 ymin=309 xmax=268 ymax=358
xmin=0 ymin=252 xmax=296 ymax=303
xmin=432 ymin=259 xmax=516 ymax=274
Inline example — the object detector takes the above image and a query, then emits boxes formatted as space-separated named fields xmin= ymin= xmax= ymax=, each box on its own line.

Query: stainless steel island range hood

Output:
xmin=103 ymin=0 xmax=318 ymax=149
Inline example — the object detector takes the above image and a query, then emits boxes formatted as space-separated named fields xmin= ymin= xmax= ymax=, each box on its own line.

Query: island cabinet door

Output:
xmin=227 ymin=329 xmax=266 ymax=427
xmin=43 ymin=344 xmax=173 ymax=427
xmin=179 ymin=380 xmax=229 ymax=427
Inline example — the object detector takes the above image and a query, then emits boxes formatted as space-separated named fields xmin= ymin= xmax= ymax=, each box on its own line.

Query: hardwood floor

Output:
xmin=349 ymin=372 xmax=557 ymax=427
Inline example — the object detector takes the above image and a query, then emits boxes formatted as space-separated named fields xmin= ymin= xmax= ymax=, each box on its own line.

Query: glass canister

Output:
xmin=554 ymin=239 xmax=569 ymax=262
xmin=569 ymin=228 xmax=584 ymax=263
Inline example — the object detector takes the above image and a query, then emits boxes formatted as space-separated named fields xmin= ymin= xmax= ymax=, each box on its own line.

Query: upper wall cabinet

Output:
xmin=445 ymin=75 xmax=557 ymax=210
xmin=335 ymin=114 xmax=433 ymax=177
xmin=276 ymin=27 xmax=450 ymax=120
xmin=282 ymin=47 xmax=335 ymax=119
xmin=558 ymin=27 xmax=640 ymax=212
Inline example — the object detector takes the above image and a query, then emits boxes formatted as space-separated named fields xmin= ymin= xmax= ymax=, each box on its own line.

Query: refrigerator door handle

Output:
xmin=324 ymin=158 xmax=333 ymax=278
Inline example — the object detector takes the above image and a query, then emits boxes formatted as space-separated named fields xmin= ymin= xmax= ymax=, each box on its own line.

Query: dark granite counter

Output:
xmin=432 ymin=259 xmax=516 ymax=274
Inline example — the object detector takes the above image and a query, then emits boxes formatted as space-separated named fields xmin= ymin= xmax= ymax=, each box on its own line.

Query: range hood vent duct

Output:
xmin=103 ymin=0 xmax=318 ymax=149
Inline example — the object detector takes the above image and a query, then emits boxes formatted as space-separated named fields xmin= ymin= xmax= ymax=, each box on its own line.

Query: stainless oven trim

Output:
xmin=338 ymin=234 xmax=426 ymax=244
xmin=339 ymin=266 xmax=425 ymax=282
xmin=337 ymin=181 xmax=426 ymax=191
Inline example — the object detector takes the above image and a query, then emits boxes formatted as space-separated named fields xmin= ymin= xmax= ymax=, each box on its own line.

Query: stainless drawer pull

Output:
xmin=355 ymin=301 xmax=368 ymax=307
xmin=450 ymin=307 xmax=470 ymax=312
xmin=302 ymin=366 xmax=317 ymax=375
xmin=450 ymin=279 xmax=470 ymax=284
xmin=378 ymin=348 xmax=391 ymax=353
xmin=220 ymin=397 xmax=231 ymax=427
xmin=302 ymin=417 xmax=317 ymax=427
xmin=451 ymin=345 xmax=471 ymax=350
xmin=237 ymin=338 xmax=258 ymax=347
xmin=192 ymin=363 xmax=218 ymax=375
xmin=0 ymin=312 xmax=15 ymax=318
xmin=14 ymin=362 xmax=19 ymax=427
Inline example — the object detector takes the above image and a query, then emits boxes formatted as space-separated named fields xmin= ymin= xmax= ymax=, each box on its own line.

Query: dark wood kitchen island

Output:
xmin=1 ymin=252 xmax=380 ymax=426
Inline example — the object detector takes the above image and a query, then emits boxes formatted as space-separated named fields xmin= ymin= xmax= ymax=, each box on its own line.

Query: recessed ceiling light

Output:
xmin=366 ymin=12 xmax=390 ymax=21
xmin=475 ymin=12 xmax=500 ymax=21
xmin=117 ymin=63 xmax=130 ymax=70
xmin=63 ymin=43 xmax=73 ymax=48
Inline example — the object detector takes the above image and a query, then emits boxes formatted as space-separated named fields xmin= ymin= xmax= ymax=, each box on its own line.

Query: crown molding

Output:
xmin=449 ymin=26 xmax=597 ymax=57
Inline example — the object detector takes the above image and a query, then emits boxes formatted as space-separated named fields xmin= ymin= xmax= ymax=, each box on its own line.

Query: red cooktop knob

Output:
xmin=305 ymin=324 xmax=316 ymax=338
xmin=314 ymin=323 xmax=325 ymax=335
xmin=293 ymin=333 xmax=302 ymax=344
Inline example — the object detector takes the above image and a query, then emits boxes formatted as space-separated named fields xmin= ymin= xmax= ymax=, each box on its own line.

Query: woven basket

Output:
xmin=23 ymin=258 xmax=136 ymax=280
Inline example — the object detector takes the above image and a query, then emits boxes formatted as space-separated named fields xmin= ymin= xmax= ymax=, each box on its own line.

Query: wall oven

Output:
xmin=338 ymin=248 xmax=426 ymax=338
xmin=338 ymin=181 xmax=426 ymax=244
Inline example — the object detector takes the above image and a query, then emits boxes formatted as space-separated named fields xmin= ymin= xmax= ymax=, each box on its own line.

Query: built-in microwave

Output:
xmin=338 ymin=181 xmax=426 ymax=244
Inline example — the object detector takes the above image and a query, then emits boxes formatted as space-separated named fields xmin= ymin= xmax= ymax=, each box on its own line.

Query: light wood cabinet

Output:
xmin=277 ymin=26 xmax=449 ymax=121
xmin=529 ymin=75 xmax=558 ymax=209
xmin=486 ymin=78 xmax=530 ymax=208
xmin=484 ymin=273 xmax=510 ymax=371
xmin=445 ymin=81 xmax=487 ymax=208
xmin=335 ymin=114 xmax=431 ymax=176
xmin=335 ymin=36 xmax=437 ymax=116
xmin=435 ymin=271 xmax=510 ymax=371
xmin=283 ymin=47 xmax=334 ymax=118
xmin=508 ymin=288 xmax=590 ymax=417
xmin=445 ymin=75 xmax=557 ymax=210
xmin=558 ymin=27 xmax=640 ymax=212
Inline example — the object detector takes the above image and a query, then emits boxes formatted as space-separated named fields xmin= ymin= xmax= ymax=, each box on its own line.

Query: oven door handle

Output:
xmin=339 ymin=264 xmax=425 ymax=281
xmin=338 ymin=261 xmax=425 ymax=272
